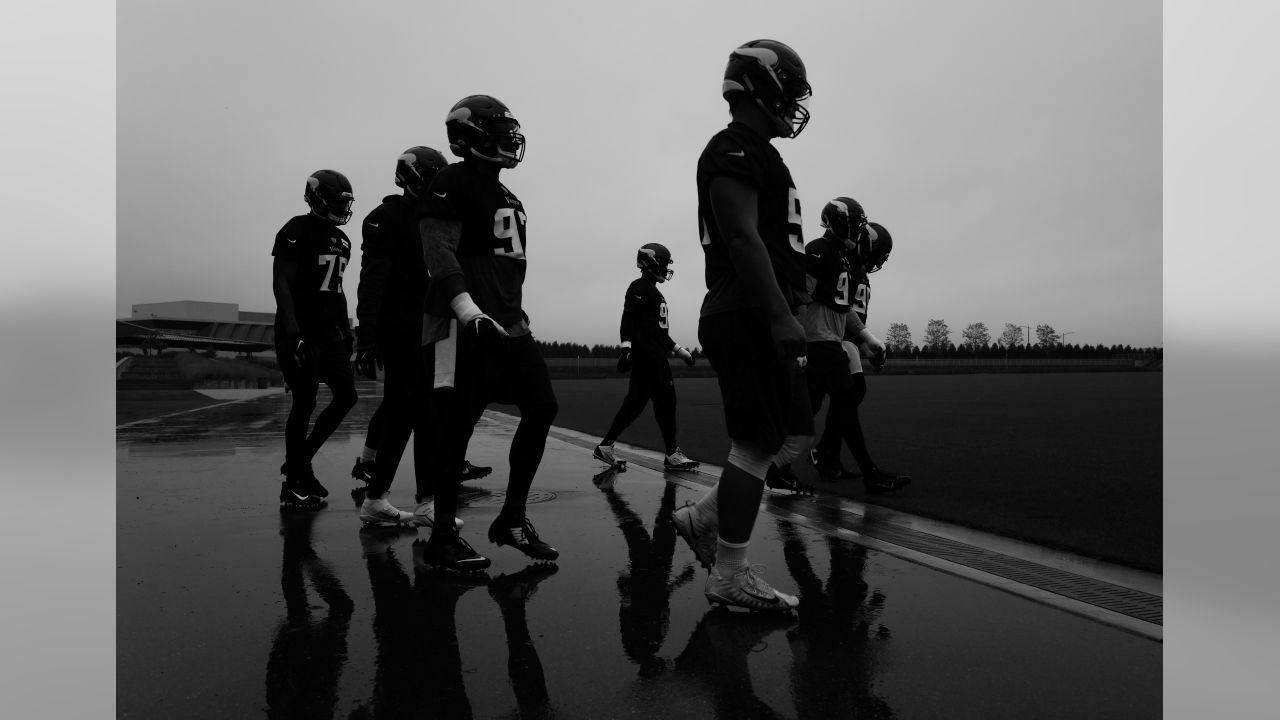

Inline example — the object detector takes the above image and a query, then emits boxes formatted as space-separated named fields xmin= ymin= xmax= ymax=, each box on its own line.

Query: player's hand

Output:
xmin=675 ymin=346 xmax=695 ymax=367
xmin=354 ymin=343 xmax=382 ymax=380
xmin=290 ymin=337 xmax=313 ymax=369
xmin=616 ymin=347 xmax=633 ymax=373
xmin=464 ymin=314 xmax=508 ymax=351
xmin=869 ymin=347 xmax=887 ymax=372
xmin=770 ymin=313 xmax=807 ymax=366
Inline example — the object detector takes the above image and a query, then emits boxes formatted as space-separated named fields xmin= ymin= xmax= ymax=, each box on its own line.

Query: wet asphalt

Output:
xmin=117 ymin=387 xmax=1160 ymax=719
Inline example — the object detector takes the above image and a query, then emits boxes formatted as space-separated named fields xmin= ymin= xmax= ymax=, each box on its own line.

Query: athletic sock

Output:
xmin=692 ymin=485 xmax=719 ymax=530
xmin=361 ymin=447 xmax=377 ymax=462
xmin=715 ymin=538 xmax=748 ymax=578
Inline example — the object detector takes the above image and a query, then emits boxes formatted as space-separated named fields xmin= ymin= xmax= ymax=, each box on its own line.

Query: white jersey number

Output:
xmin=493 ymin=208 xmax=527 ymax=258
xmin=318 ymin=254 xmax=348 ymax=292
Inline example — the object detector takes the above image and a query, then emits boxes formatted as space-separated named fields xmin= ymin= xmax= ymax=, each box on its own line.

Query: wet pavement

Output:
xmin=118 ymin=386 xmax=1161 ymax=719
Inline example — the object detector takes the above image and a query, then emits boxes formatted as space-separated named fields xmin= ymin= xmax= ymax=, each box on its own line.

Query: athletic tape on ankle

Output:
xmin=773 ymin=435 xmax=812 ymax=467
xmin=727 ymin=441 xmax=771 ymax=479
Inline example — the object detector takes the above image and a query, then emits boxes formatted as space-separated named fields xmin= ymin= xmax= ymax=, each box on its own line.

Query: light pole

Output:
xmin=1059 ymin=331 xmax=1074 ymax=346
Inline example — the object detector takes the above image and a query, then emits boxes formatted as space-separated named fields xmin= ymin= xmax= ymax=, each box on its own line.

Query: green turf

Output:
xmin=549 ymin=373 xmax=1161 ymax=572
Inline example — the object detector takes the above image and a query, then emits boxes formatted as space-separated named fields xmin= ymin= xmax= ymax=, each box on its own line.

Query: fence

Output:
xmin=541 ymin=356 xmax=1143 ymax=378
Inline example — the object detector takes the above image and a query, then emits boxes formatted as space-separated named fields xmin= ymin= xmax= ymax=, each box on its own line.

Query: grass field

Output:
xmin=116 ymin=371 xmax=1161 ymax=571
xmin=544 ymin=372 xmax=1162 ymax=572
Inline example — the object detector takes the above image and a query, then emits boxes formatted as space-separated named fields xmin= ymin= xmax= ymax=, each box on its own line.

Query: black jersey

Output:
xmin=417 ymin=161 xmax=529 ymax=336
xmin=850 ymin=263 xmax=871 ymax=326
xmin=620 ymin=277 xmax=676 ymax=358
xmin=272 ymin=213 xmax=352 ymax=339
xmin=356 ymin=194 xmax=426 ymax=339
xmin=802 ymin=233 xmax=855 ymax=343
xmin=696 ymin=122 xmax=807 ymax=318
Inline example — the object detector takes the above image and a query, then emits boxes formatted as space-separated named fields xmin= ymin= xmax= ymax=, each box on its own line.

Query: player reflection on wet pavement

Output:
xmin=673 ymin=609 xmax=796 ymax=719
xmin=778 ymin=517 xmax=897 ymax=719
xmin=265 ymin=510 xmax=355 ymax=720
xmin=341 ymin=529 xmax=559 ymax=720
xmin=596 ymin=467 xmax=697 ymax=677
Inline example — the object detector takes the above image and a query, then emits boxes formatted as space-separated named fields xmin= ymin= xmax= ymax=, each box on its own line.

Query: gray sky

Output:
xmin=117 ymin=0 xmax=1161 ymax=349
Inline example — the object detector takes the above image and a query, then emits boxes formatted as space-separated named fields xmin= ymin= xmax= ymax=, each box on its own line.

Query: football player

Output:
xmin=807 ymin=219 xmax=912 ymax=491
xmin=271 ymin=169 xmax=359 ymax=508
xmin=593 ymin=243 xmax=699 ymax=472
xmin=350 ymin=147 xmax=494 ymax=527
xmin=415 ymin=94 xmax=559 ymax=570
xmin=671 ymin=40 xmax=814 ymax=612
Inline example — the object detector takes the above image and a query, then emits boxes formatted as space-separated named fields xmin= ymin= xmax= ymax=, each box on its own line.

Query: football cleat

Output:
xmin=705 ymin=564 xmax=799 ymax=612
xmin=673 ymin=502 xmax=718 ymax=571
xmin=592 ymin=466 xmax=621 ymax=491
xmin=664 ymin=448 xmax=700 ymax=471
xmin=417 ymin=531 xmax=491 ymax=572
xmin=764 ymin=463 xmax=814 ymax=495
xmin=410 ymin=499 xmax=464 ymax=530
xmin=279 ymin=482 xmax=326 ymax=510
xmin=359 ymin=496 xmax=416 ymax=526
xmin=460 ymin=460 xmax=492 ymax=481
xmin=593 ymin=444 xmax=618 ymax=465
xmin=488 ymin=517 xmax=559 ymax=561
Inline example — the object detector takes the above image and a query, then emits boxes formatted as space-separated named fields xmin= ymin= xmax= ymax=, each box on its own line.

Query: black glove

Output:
xmin=287 ymin=336 xmax=313 ymax=369
xmin=354 ymin=342 xmax=381 ymax=380
xmin=616 ymin=347 xmax=633 ymax=373
xmin=464 ymin=314 xmax=506 ymax=352
xmin=869 ymin=348 xmax=887 ymax=372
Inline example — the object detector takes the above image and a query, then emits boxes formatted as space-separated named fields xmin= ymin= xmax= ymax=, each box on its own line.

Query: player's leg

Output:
xmin=677 ymin=311 xmax=801 ymax=610
xmin=652 ymin=362 xmax=696 ymax=469
xmin=596 ymin=363 xmax=650 ymax=464
xmin=358 ymin=333 xmax=417 ymax=525
xmin=842 ymin=371 xmax=911 ymax=493
xmin=276 ymin=337 xmax=324 ymax=507
xmin=305 ymin=337 xmax=358 ymax=463
xmin=352 ymin=401 xmax=384 ymax=486
xmin=488 ymin=334 xmax=559 ymax=560
xmin=417 ymin=326 xmax=490 ymax=570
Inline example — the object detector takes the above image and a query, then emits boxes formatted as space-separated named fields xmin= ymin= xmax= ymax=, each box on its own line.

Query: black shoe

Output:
xmin=863 ymin=467 xmax=911 ymax=494
xmin=460 ymin=460 xmax=492 ymax=481
xmin=765 ymin=463 xmax=814 ymax=495
xmin=488 ymin=516 xmax=559 ymax=561
xmin=351 ymin=457 xmax=376 ymax=485
xmin=418 ymin=531 xmax=491 ymax=571
xmin=279 ymin=481 xmax=326 ymax=510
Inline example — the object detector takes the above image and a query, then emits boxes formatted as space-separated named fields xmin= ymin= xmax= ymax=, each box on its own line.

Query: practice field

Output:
xmin=540 ymin=372 xmax=1161 ymax=572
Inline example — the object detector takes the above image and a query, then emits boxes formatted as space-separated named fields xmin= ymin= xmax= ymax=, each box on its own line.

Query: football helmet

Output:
xmin=637 ymin=242 xmax=674 ymax=282
xmin=304 ymin=169 xmax=354 ymax=225
xmin=865 ymin=221 xmax=893 ymax=273
xmin=819 ymin=196 xmax=867 ymax=244
xmin=445 ymin=95 xmax=526 ymax=168
xmin=395 ymin=146 xmax=448 ymax=196
xmin=722 ymin=39 xmax=812 ymax=138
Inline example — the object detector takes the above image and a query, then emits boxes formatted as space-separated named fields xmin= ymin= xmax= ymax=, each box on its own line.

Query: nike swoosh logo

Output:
xmin=287 ymin=238 xmax=297 ymax=244
xmin=432 ymin=190 xmax=447 ymax=198
xmin=633 ymin=295 xmax=643 ymax=299
xmin=287 ymin=490 xmax=309 ymax=501
xmin=726 ymin=150 xmax=745 ymax=157
xmin=367 ymin=222 xmax=379 ymax=228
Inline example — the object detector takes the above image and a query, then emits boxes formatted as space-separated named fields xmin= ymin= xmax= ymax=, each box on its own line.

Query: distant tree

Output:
xmin=961 ymin=322 xmax=991 ymax=350
xmin=923 ymin=319 xmax=951 ymax=351
xmin=999 ymin=323 xmax=1024 ymax=348
xmin=885 ymin=322 xmax=912 ymax=351
xmin=1035 ymin=323 xmax=1058 ymax=347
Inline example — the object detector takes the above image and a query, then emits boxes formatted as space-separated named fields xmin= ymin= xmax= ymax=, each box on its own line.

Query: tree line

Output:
xmin=882 ymin=320 xmax=1161 ymax=358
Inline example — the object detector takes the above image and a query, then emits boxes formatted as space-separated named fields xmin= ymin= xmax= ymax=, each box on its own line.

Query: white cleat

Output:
xmin=593 ymin=444 xmax=618 ymax=465
xmin=359 ymin=496 xmax=415 ymax=527
xmin=411 ymin=499 xmax=464 ymax=530
xmin=705 ymin=564 xmax=799 ymax=612
xmin=664 ymin=448 xmax=699 ymax=471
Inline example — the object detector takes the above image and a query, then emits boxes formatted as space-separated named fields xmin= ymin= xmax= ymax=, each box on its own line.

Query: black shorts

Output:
xmin=698 ymin=309 xmax=813 ymax=455
xmin=277 ymin=335 xmax=353 ymax=389
xmin=629 ymin=355 xmax=676 ymax=405
xmin=806 ymin=340 xmax=856 ymax=404
xmin=424 ymin=325 xmax=555 ymax=412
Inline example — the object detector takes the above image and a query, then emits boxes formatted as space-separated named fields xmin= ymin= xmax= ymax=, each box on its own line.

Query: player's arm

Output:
xmin=844 ymin=307 xmax=885 ymax=364
xmin=355 ymin=215 xmax=393 ymax=341
xmin=709 ymin=175 xmax=804 ymax=359
xmin=616 ymin=287 xmax=639 ymax=371
xmin=420 ymin=216 xmax=507 ymax=342
xmin=272 ymin=257 xmax=301 ymax=337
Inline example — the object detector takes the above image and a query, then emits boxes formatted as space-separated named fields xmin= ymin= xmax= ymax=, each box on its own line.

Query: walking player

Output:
xmin=272 ymin=169 xmax=359 ymax=508
xmin=416 ymin=94 xmax=560 ymax=570
xmin=672 ymin=40 xmax=816 ymax=611
xmin=593 ymin=243 xmax=699 ymax=472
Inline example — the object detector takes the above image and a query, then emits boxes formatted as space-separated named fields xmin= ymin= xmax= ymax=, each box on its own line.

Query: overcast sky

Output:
xmin=117 ymin=0 xmax=1161 ymax=349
